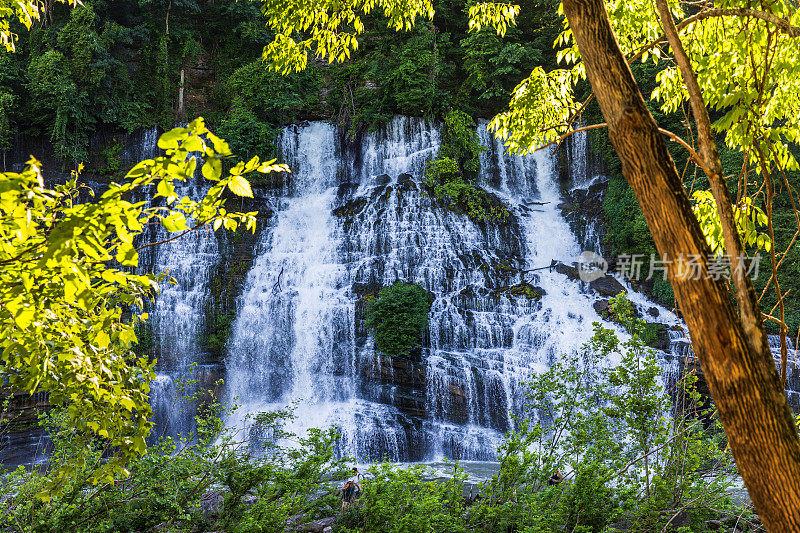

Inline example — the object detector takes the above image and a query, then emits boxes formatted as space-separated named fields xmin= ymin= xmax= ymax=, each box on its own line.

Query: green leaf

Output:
xmin=202 ymin=158 xmax=222 ymax=181
xmin=161 ymin=213 xmax=187 ymax=232
xmin=115 ymin=242 xmax=139 ymax=267
xmin=157 ymin=127 xmax=188 ymax=149
xmin=228 ymin=176 xmax=253 ymax=197
xmin=156 ymin=179 xmax=175 ymax=199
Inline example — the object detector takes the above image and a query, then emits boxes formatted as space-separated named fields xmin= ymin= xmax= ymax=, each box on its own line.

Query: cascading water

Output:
xmin=224 ymin=116 xmax=649 ymax=461
xmin=665 ymin=326 xmax=800 ymax=412
xmin=145 ymin=214 xmax=220 ymax=441
xmin=131 ymin=127 xmax=222 ymax=441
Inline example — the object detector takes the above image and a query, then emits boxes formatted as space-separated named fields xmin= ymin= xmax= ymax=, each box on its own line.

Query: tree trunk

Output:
xmin=177 ymin=69 xmax=186 ymax=123
xmin=653 ymin=0 xmax=767 ymax=358
xmin=559 ymin=0 xmax=800 ymax=529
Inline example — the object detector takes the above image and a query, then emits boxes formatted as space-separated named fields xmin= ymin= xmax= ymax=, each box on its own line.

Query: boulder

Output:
xmin=297 ymin=516 xmax=336 ymax=532
xmin=286 ymin=513 xmax=307 ymax=529
xmin=199 ymin=489 xmax=224 ymax=520
xmin=647 ymin=306 xmax=659 ymax=318
xmin=501 ymin=282 xmax=546 ymax=300
xmin=589 ymin=275 xmax=626 ymax=297
xmin=551 ymin=260 xmax=580 ymax=280
xmin=397 ymin=173 xmax=417 ymax=192
xmin=593 ymin=299 xmax=610 ymax=318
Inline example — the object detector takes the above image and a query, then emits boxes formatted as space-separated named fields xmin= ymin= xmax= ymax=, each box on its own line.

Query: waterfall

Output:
xmin=224 ymin=116 xmax=641 ymax=461
xmin=129 ymin=126 xmax=222 ymax=442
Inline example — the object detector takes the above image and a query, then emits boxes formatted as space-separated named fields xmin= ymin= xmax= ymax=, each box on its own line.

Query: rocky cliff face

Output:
xmin=6 ymin=117 xmax=797 ymax=468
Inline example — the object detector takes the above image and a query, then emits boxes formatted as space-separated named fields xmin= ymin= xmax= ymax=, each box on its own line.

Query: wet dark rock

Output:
xmin=351 ymin=281 xmax=381 ymax=297
xmin=397 ymin=173 xmax=417 ymax=192
xmin=333 ymin=197 xmax=368 ymax=219
xmin=648 ymin=306 xmax=659 ymax=317
xmin=375 ymin=173 xmax=391 ymax=185
xmin=337 ymin=181 xmax=360 ymax=197
xmin=593 ymin=299 xmax=610 ymax=318
xmin=551 ymin=260 xmax=580 ymax=280
xmin=559 ymin=180 xmax=608 ymax=253
xmin=362 ymin=354 xmax=426 ymax=391
xmin=498 ymin=282 xmax=545 ymax=300
xmin=589 ymin=275 xmax=625 ymax=297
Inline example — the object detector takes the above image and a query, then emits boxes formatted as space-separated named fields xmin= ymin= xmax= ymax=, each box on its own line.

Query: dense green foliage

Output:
xmin=1 ymin=295 xmax=755 ymax=532
xmin=365 ymin=281 xmax=431 ymax=357
xmin=439 ymin=109 xmax=486 ymax=177
xmin=0 ymin=0 xmax=561 ymax=172
xmin=467 ymin=294 xmax=746 ymax=532
xmin=0 ymin=118 xmax=284 ymax=485
xmin=338 ymin=463 xmax=467 ymax=533
xmin=0 ymin=389 xmax=346 ymax=532
xmin=424 ymin=110 xmax=509 ymax=222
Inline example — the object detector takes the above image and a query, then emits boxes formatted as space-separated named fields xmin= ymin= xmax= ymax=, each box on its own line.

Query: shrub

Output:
xmin=440 ymin=109 xmax=486 ymax=177
xmin=336 ymin=463 xmax=467 ymax=533
xmin=471 ymin=293 xmax=745 ymax=532
xmin=365 ymin=281 xmax=431 ymax=357
xmin=423 ymin=111 xmax=510 ymax=222
xmin=0 ymin=395 xmax=346 ymax=533
xmin=424 ymin=157 xmax=510 ymax=222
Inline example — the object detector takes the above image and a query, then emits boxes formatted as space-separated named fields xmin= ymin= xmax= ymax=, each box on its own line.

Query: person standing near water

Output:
xmin=341 ymin=467 xmax=362 ymax=511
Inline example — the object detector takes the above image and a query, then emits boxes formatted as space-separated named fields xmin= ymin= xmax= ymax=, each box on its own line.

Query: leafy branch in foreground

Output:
xmin=0 ymin=1 xmax=78 ymax=52
xmin=0 ymin=117 xmax=287 ymax=490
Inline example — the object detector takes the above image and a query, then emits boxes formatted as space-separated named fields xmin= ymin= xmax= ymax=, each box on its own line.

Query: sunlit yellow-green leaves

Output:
xmin=0 ymin=117 xmax=287 ymax=493
xmin=647 ymin=4 xmax=800 ymax=173
xmin=467 ymin=3 xmax=520 ymax=37
xmin=258 ymin=0 xmax=434 ymax=73
xmin=0 ymin=0 xmax=77 ymax=51
xmin=691 ymin=190 xmax=772 ymax=257
xmin=256 ymin=0 xmax=799 ymax=172
xmin=488 ymin=67 xmax=579 ymax=154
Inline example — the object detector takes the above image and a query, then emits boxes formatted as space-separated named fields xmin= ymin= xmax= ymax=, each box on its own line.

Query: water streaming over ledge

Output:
xmin=223 ymin=117 xmax=644 ymax=461
xmin=77 ymin=118 xmax=800 ymax=463
xmin=4 ymin=118 xmax=798 ymax=468
xmin=132 ymin=126 xmax=222 ymax=442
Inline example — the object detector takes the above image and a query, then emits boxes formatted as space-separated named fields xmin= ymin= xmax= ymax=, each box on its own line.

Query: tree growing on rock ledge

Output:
xmin=366 ymin=281 xmax=432 ymax=358
xmin=255 ymin=0 xmax=800 ymax=528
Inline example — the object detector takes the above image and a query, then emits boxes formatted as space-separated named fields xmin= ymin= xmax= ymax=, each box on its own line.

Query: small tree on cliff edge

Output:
xmin=252 ymin=0 xmax=800 ymax=529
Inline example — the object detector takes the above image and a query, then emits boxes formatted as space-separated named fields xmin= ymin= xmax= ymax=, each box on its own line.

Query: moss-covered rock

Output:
xmin=499 ymin=282 xmax=546 ymax=300
xmin=333 ymin=197 xmax=368 ymax=220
